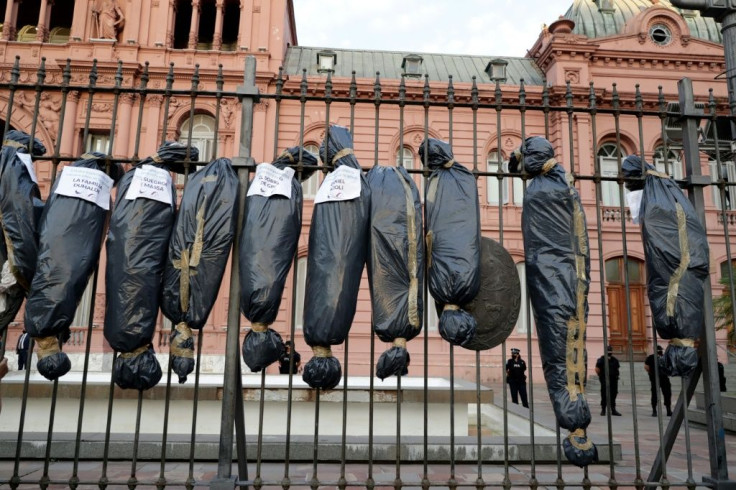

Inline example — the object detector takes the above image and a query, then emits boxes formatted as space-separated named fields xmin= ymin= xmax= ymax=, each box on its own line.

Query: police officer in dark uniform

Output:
xmin=595 ymin=345 xmax=621 ymax=416
xmin=645 ymin=345 xmax=672 ymax=416
xmin=506 ymin=347 xmax=529 ymax=408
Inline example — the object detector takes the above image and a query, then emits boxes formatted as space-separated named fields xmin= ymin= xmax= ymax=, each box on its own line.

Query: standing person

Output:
xmin=16 ymin=328 xmax=29 ymax=371
xmin=595 ymin=345 xmax=621 ymax=416
xmin=279 ymin=340 xmax=301 ymax=375
xmin=718 ymin=361 xmax=727 ymax=392
xmin=506 ymin=347 xmax=529 ymax=408
xmin=645 ymin=345 xmax=672 ymax=416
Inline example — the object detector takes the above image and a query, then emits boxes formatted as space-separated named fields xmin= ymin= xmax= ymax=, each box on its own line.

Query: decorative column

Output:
xmin=36 ymin=0 xmax=50 ymax=42
xmin=212 ymin=0 xmax=224 ymax=50
xmin=187 ymin=0 xmax=200 ymax=49
xmin=3 ymin=0 xmax=16 ymax=40
xmin=237 ymin=0 xmax=251 ymax=50
xmin=145 ymin=95 xmax=163 ymax=155
xmin=114 ymin=93 xmax=135 ymax=158
xmin=165 ymin=0 xmax=176 ymax=47
xmin=60 ymin=91 xmax=80 ymax=157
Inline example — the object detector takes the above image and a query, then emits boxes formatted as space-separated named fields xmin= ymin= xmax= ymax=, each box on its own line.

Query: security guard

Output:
xmin=506 ymin=347 xmax=529 ymax=408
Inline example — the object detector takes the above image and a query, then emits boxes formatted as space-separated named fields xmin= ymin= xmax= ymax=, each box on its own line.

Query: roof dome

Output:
xmin=564 ymin=0 xmax=722 ymax=43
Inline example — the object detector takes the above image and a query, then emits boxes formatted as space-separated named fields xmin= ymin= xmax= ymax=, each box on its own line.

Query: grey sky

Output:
xmin=293 ymin=0 xmax=574 ymax=58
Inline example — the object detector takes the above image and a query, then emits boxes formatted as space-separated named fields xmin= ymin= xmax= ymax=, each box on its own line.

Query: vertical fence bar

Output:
xmin=212 ymin=55 xmax=259 ymax=490
xmin=421 ymin=73 xmax=430 ymax=490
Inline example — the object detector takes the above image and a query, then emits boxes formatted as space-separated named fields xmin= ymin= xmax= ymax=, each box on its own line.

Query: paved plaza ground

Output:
xmin=1 ymin=378 xmax=734 ymax=489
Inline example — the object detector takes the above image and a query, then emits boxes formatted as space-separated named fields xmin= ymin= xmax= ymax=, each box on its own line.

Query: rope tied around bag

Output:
xmin=443 ymin=159 xmax=456 ymax=169
xmin=670 ymin=338 xmax=695 ymax=348
xmin=172 ymin=196 xmax=207 ymax=313
xmin=331 ymin=148 xmax=354 ymax=165
xmin=119 ymin=344 xmax=150 ymax=359
xmin=250 ymin=322 xmax=268 ymax=333
xmin=81 ymin=153 xmax=102 ymax=160
xmin=540 ymin=158 xmax=558 ymax=175
xmin=646 ymin=169 xmax=671 ymax=179
xmin=393 ymin=338 xmax=407 ymax=349
xmin=312 ymin=345 xmax=332 ymax=358
xmin=443 ymin=304 xmax=460 ymax=312
xmin=170 ymin=322 xmax=194 ymax=359
xmin=151 ymin=153 xmax=163 ymax=163
xmin=568 ymin=428 xmax=593 ymax=451
xmin=3 ymin=140 xmax=25 ymax=149
xmin=279 ymin=150 xmax=296 ymax=163
xmin=36 ymin=336 xmax=60 ymax=360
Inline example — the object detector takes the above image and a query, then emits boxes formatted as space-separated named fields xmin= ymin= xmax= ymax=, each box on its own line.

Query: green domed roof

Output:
xmin=564 ymin=0 xmax=722 ymax=43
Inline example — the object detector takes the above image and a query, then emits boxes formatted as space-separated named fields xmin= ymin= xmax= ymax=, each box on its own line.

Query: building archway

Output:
xmin=605 ymin=256 xmax=648 ymax=358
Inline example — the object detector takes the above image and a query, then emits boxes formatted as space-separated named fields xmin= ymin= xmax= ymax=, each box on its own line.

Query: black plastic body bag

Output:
xmin=366 ymin=165 xmax=424 ymax=380
xmin=622 ymin=155 xmax=709 ymax=377
xmin=420 ymin=138 xmax=480 ymax=347
xmin=302 ymin=125 xmax=371 ymax=390
xmin=161 ymin=157 xmax=238 ymax=383
xmin=0 ymin=131 xmax=45 ymax=336
xmin=240 ymin=147 xmax=317 ymax=372
xmin=25 ymin=152 xmax=122 ymax=380
xmin=105 ymin=142 xmax=199 ymax=390
xmin=513 ymin=136 xmax=597 ymax=467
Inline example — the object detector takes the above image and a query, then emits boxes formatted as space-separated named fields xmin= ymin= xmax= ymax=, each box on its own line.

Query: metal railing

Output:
xmin=0 ymin=54 xmax=733 ymax=489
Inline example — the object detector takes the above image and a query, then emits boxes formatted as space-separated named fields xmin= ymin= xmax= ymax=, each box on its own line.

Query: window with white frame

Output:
xmin=486 ymin=150 xmax=508 ymax=205
xmin=294 ymin=256 xmax=307 ymax=329
xmin=302 ymin=144 xmax=322 ymax=199
xmin=179 ymin=114 xmax=215 ymax=162
xmin=71 ymin=276 xmax=95 ymax=327
xmin=710 ymin=159 xmax=736 ymax=211
xmin=85 ymin=132 xmax=110 ymax=154
xmin=653 ymin=146 xmax=683 ymax=179
xmin=515 ymin=262 xmax=534 ymax=334
xmin=598 ymin=143 xmax=624 ymax=207
xmin=397 ymin=146 xmax=425 ymax=195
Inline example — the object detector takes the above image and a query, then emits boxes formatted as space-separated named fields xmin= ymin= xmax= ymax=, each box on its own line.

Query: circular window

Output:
xmin=649 ymin=24 xmax=672 ymax=46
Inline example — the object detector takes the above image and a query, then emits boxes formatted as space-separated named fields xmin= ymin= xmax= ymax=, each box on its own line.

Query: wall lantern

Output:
xmin=485 ymin=58 xmax=508 ymax=82
xmin=402 ymin=54 xmax=424 ymax=77
xmin=317 ymin=50 xmax=337 ymax=73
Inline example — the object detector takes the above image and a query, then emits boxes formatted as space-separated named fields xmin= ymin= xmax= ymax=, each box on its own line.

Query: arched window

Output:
xmin=653 ymin=146 xmax=683 ymax=179
xmin=294 ymin=256 xmax=307 ymax=329
xmin=396 ymin=146 xmax=424 ymax=197
xmin=598 ymin=143 xmax=624 ymax=206
xmin=179 ymin=114 xmax=215 ymax=162
xmin=486 ymin=150 xmax=507 ymax=205
xmin=710 ymin=159 xmax=736 ymax=211
xmin=302 ymin=143 xmax=322 ymax=199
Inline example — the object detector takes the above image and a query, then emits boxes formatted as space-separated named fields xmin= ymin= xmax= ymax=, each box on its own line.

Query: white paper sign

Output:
xmin=17 ymin=153 xmax=37 ymax=184
xmin=314 ymin=165 xmax=362 ymax=204
xmin=626 ymin=189 xmax=643 ymax=224
xmin=247 ymin=163 xmax=295 ymax=199
xmin=124 ymin=165 xmax=174 ymax=206
xmin=55 ymin=166 xmax=114 ymax=210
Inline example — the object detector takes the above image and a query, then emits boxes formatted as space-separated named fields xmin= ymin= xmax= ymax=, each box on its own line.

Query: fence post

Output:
xmin=211 ymin=55 xmax=259 ymax=490
xmin=648 ymin=77 xmax=733 ymax=488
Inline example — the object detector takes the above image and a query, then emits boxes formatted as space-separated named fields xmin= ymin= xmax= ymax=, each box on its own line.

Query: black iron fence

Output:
xmin=0 ymin=54 xmax=733 ymax=489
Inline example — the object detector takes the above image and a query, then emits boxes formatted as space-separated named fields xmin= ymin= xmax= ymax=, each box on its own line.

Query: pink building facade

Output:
xmin=0 ymin=0 xmax=733 ymax=384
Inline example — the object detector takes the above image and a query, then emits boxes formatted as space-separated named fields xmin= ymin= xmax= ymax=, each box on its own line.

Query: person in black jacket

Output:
xmin=645 ymin=345 xmax=672 ymax=416
xmin=279 ymin=340 xmax=301 ymax=375
xmin=506 ymin=348 xmax=529 ymax=408
xmin=595 ymin=345 xmax=621 ymax=416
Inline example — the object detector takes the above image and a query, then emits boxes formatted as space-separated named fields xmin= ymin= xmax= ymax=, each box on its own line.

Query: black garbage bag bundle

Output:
xmin=25 ymin=152 xmax=123 ymax=381
xmin=239 ymin=147 xmax=318 ymax=372
xmin=419 ymin=138 xmax=480 ymax=347
xmin=105 ymin=142 xmax=199 ymax=390
xmin=622 ymin=155 xmax=708 ymax=377
xmin=162 ymin=157 xmax=238 ymax=384
xmin=366 ymin=165 xmax=424 ymax=380
xmin=302 ymin=125 xmax=371 ymax=390
xmin=0 ymin=131 xmax=46 ymax=335
xmin=511 ymin=136 xmax=597 ymax=467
